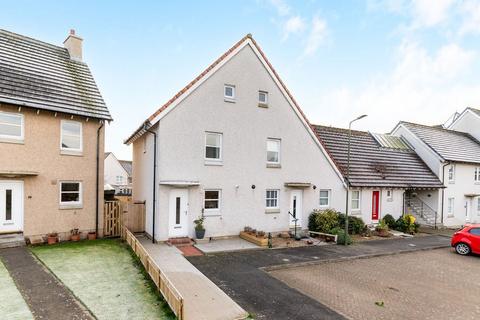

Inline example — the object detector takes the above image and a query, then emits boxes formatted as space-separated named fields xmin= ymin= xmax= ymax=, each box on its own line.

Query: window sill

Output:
xmin=60 ymin=149 xmax=83 ymax=157
xmin=203 ymin=211 xmax=221 ymax=217
xmin=266 ymin=163 xmax=281 ymax=168
xmin=265 ymin=208 xmax=280 ymax=214
xmin=224 ymin=97 xmax=236 ymax=103
xmin=59 ymin=204 xmax=83 ymax=210
xmin=0 ymin=137 xmax=24 ymax=145
xmin=258 ymin=103 xmax=269 ymax=108
xmin=350 ymin=210 xmax=361 ymax=215
xmin=319 ymin=206 xmax=330 ymax=210
xmin=205 ymin=160 xmax=223 ymax=166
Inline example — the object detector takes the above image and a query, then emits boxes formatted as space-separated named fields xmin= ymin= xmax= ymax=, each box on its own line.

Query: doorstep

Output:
xmin=0 ymin=233 xmax=25 ymax=249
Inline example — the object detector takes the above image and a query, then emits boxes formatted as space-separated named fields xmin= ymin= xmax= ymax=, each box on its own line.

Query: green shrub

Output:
xmin=383 ymin=214 xmax=396 ymax=228
xmin=338 ymin=214 xmax=366 ymax=235
xmin=308 ymin=209 xmax=340 ymax=233
xmin=393 ymin=214 xmax=418 ymax=234
xmin=331 ymin=227 xmax=353 ymax=245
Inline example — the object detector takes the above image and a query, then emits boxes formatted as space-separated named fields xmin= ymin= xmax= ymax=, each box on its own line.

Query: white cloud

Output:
xmin=268 ymin=0 xmax=290 ymax=16
xmin=410 ymin=0 xmax=456 ymax=28
xmin=308 ymin=41 xmax=478 ymax=132
xmin=303 ymin=15 xmax=328 ymax=56
xmin=283 ymin=15 xmax=306 ymax=40
xmin=459 ymin=0 xmax=480 ymax=35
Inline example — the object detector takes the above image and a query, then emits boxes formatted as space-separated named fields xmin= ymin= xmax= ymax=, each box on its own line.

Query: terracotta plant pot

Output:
xmin=87 ymin=232 xmax=96 ymax=240
xmin=47 ymin=235 xmax=58 ymax=245
xmin=71 ymin=234 xmax=81 ymax=242
xmin=376 ymin=229 xmax=389 ymax=237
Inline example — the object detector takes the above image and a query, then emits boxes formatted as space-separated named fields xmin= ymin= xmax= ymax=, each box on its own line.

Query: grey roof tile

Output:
xmin=400 ymin=121 xmax=480 ymax=164
xmin=0 ymin=29 xmax=112 ymax=120
xmin=314 ymin=125 xmax=443 ymax=188
xmin=119 ymin=160 xmax=132 ymax=176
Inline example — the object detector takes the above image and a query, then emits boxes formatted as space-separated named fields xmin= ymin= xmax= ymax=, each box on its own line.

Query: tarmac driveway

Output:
xmin=271 ymin=248 xmax=480 ymax=320
xmin=188 ymin=235 xmax=450 ymax=320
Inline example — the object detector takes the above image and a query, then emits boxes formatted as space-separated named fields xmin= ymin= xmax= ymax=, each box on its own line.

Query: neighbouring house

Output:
xmin=125 ymin=34 xmax=347 ymax=241
xmin=314 ymin=126 xmax=444 ymax=225
xmin=392 ymin=121 xmax=480 ymax=227
xmin=104 ymin=152 xmax=132 ymax=198
xmin=448 ymin=107 xmax=480 ymax=141
xmin=0 ymin=29 xmax=112 ymax=243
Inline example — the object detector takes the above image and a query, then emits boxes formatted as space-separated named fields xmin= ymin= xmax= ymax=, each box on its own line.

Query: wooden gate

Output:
xmin=104 ymin=201 xmax=123 ymax=237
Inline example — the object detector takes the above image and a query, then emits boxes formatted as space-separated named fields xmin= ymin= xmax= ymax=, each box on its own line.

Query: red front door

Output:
xmin=372 ymin=191 xmax=380 ymax=220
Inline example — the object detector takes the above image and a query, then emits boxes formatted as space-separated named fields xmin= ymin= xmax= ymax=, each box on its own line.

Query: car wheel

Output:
xmin=455 ymin=243 xmax=471 ymax=255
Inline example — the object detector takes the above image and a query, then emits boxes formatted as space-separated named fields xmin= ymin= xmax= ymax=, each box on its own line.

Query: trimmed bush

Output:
xmin=330 ymin=227 xmax=353 ymax=245
xmin=383 ymin=214 xmax=396 ymax=228
xmin=308 ymin=209 xmax=340 ymax=233
xmin=338 ymin=214 xmax=366 ymax=235
xmin=393 ymin=214 xmax=418 ymax=234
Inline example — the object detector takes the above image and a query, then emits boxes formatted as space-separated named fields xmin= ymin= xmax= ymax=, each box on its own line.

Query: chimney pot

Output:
xmin=63 ymin=29 xmax=83 ymax=61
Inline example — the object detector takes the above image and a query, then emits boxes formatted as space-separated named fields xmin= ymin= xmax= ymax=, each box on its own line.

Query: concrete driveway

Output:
xmin=188 ymin=235 xmax=450 ymax=320
xmin=271 ymin=248 xmax=480 ymax=320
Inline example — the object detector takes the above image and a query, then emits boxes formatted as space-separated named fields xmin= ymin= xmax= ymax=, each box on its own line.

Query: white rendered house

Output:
xmin=125 ymin=35 xmax=347 ymax=241
xmin=392 ymin=121 xmax=480 ymax=227
xmin=104 ymin=152 xmax=132 ymax=196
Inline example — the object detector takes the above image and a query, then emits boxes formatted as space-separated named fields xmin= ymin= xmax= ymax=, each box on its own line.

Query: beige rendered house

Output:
xmin=0 ymin=29 xmax=112 ymax=243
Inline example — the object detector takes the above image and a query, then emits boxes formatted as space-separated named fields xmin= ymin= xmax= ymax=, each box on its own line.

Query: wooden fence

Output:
xmin=122 ymin=228 xmax=184 ymax=319
xmin=104 ymin=201 xmax=145 ymax=237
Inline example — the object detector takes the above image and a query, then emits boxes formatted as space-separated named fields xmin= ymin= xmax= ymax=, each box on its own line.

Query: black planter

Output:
xmin=195 ymin=229 xmax=205 ymax=239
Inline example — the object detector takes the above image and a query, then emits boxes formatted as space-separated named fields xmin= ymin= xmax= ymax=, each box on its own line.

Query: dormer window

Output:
xmin=258 ymin=91 xmax=268 ymax=106
xmin=224 ymin=84 xmax=235 ymax=101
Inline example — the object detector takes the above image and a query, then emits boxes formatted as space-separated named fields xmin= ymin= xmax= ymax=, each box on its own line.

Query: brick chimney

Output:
xmin=63 ymin=29 xmax=83 ymax=61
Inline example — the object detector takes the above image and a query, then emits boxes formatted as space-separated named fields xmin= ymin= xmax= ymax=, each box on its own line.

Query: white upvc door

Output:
xmin=289 ymin=190 xmax=303 ymax=228
xmin=0 ymin=181 xmax=24 ymax=233
xmin=168 ymin=189 xmax=189 ymax=238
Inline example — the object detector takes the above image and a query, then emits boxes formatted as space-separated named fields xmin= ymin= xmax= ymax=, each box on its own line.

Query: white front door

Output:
xmin=0 ymin=181 xmax=23 ymax=233
xmin=289 ymin=190 xmax=303 ymax=228
xmin=168 ymin=189 xmax=189 ymax=238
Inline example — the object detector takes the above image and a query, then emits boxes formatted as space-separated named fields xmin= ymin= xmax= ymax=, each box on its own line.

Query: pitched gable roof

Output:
xmin=0 ymin=29 xmax=112 ymax=120
xmin=467 ymin=107 xmax=480 ymax=117
xmin=398 ymin=121 xmax=480 ymax=164
xmin=314 ymin=125 xmax=443 ymax=188
xmin=119 ymin=160 xmax=132 ymax=176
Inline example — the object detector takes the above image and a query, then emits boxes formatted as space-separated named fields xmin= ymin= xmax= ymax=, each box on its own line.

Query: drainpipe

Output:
xmin=440 ymin=161 xmax=450 ymax=225
xmin=96 ymin=120 xmax=104 ymax=236
xmin=144 ymin=123 xmax=157 ymax=243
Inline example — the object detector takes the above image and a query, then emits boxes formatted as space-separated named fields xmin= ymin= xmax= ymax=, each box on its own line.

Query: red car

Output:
xmin=451 ymin=224 xmax=480 ymax=255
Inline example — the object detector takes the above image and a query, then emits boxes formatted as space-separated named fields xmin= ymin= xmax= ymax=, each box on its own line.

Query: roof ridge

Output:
xmin=313 ymin=124 xmax=370 ymax=136
xmin=400 ymin=120 xmax=472 ymax=136
xmin=0 ymin=28 xmax=66 ymax=51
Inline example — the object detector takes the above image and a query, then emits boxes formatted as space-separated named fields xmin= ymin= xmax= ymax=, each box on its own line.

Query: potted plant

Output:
xmin=47 ymin=232 xmax=58 ymax=245
xmin=375 ymin=219 xmax=389 ymax=237
xmin=87 ymin=231 xmax=96 ymax=240
xmin=194 ymin=216 xmax=206 ymax=239
xmin=70 ymin=228 xmax=80 ymax=242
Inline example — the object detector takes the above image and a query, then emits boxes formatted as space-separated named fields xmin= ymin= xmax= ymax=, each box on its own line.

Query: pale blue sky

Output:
xmin=2 ymin=0 xmax=480 ymax=160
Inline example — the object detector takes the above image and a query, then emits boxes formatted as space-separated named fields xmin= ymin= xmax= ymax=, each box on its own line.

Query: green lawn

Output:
xmin=31 ymin=239 xmax=175 ymax=320
xmin=0 ymin=259 xmax=33 ymax=320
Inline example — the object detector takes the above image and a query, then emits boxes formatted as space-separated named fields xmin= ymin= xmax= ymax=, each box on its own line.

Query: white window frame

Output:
xmin=224 ymin=84 xmax=235 ymax=100
xmin=447 ymin=197 xmax=455 ymax=217
xmin=205 ymin=132 xmax=223 ymax=162
xmin=266 ymin=189 xmax=280 ymax=209
xmin=475 ymin=167 xmax=480 ymax=183
xmin=59 ymin=181 xmax=82 ymax=207
xmin=319 ymin=189 xmax=330 ymax=208
xmin=258 ymin=91 xmax=268 ymax=105
xmin=60 ymin=120 xmax=83 ymax=152
xmin=116 ymin=175 xmax=124 ymax=185
xmin=448 ymin=165 xmax=455 ymax=183
xmin=351 ymin=190 xmax=361 ymax=211
xmin=386 ymin=189 xmax=393 ymax=201
xmin=204 ymin=189 xmax=221 ymax=213
xmin=266 ymin=138 xmax=281 ymax=165
xmin=0 ymin=111 xmax=24 ymax=141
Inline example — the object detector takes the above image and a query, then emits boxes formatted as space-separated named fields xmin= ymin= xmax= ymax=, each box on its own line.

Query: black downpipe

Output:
xmin=440 ymin=162 xmax=450 ymax=225
xmin=144 ymin=124 xmax=157 ymax=243
xmin=96 ymin=121 xmax=104 ymax=236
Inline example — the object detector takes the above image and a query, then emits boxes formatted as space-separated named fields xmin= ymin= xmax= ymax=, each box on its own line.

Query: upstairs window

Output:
xmin=59 ymin=181 xmax=82 ymax=207
xmin=224 ymin=84 xmax=235 ymax=100
xmin=319 ymin=190 xmax=330 ymax=207
xmin=0 ymin=111 xmax=24 ymax=141
xmin=258 ymin=91 xmax=268 ymax=105
xmin=205 ymin=132 xmax=222 ymax=161
xmin=475 ymin=167 xmax=480 ymax=182
xmin=266 ymin=189 xmax=279 ymax=209
xmin=448 ymin=165 xmax=455 ymax=183
xmin=266 ymin=139 xmax=281 ymax=165
xmin=61 ymin=120 xmax=82 ymax=152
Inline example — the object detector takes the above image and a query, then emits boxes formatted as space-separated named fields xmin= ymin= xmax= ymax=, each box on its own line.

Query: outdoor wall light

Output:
xmin=251 ymin=184 xmax=256 ymax=189
xmin=313 ymin=185 xmax=317 ymax=190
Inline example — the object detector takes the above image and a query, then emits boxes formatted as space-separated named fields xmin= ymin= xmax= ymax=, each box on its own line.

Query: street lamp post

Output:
xmin=344 ymin=114 xmax=367 ymax=245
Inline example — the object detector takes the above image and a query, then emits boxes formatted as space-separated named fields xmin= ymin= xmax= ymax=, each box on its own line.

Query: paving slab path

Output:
xmin=188 ymin=235 xmax=451 ymax=320
xmin=139 ymin=236 xmax=248 ymax=320
xmin=0 ymin=247 xmax=93 ymax=320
